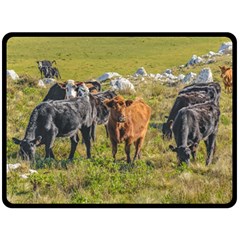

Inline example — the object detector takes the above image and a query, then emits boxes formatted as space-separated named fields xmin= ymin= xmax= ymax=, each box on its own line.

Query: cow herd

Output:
xmin=12 ymin=61 xmax=230 ymax=167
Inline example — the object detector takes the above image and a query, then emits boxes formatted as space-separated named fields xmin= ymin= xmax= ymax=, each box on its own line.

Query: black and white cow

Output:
xmin=13 ymin=93 xmax=99 ymax=161
xmin=169 ymin=102 xmax=220 ymax=166
xmin=37 ymin=60 xmax=56 ymax=78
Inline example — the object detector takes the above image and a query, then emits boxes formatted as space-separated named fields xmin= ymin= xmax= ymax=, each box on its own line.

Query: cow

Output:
xmin=12 ymin=92 xmax=99 ymax=161
xmin=41 ymin=66 xmax=61 ymax=79
xmin=43 ymin=81 xmax=115 ymax=141
xmin=104 ymin=96 xmax=151 ymax=163
xmin=162 ymin=92 xmax=213 ymax=140
xmin=179 ymin=82 xmax=221 ymax=105
xmin=37 ymin=60 xmax=56 ymax=78
xmin=169 ymin=102 xmax=220 ymax=166
xmin=219 ymin=66 xmax=232 ymax=93
xmin=42 ymin=80 xmax=101 ymax=101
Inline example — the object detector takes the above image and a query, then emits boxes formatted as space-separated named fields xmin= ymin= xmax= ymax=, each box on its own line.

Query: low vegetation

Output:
xmin=6 ymin=36 xmax=233 ymax=204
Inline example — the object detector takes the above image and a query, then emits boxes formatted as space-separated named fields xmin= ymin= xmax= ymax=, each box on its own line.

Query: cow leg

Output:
xmin=105 ymin=124 xmax=109 ymax=138
xmin=44 ymin=127 xmax=58 ymax=159
xmin=68 ymin=133 xmax=79 ymax=160
xmin=110 ymin=139 xmax=118 ymax=161
xmin=125 ymin=142 xmax=131 ymax=163
xmin=81 ymin=126 xmax=92 ymax=159
xmin=205 ymin=133 xmax=217 ymax=166
xmin=133 ymin=137 xmax=144 ymax=161
xmin=91 ymin=122 xmax=96 ymax=142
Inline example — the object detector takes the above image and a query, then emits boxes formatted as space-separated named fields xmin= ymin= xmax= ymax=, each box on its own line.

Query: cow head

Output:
xmin=169 ymin=145 xmax=191 ymax=165
xmin=104 ymin=96 xmax=133 ymax=123
xmin=12 ymin=136 xmax=42 ymax=161
xmin=162 ymin=118 xmax=173 ymax=140
xmin=77 ymin=83 xmax=90 ymax=97
xmin=59 ymin=80 xmax=78 ymax=99
xmin=219 ymin=66 xmax=231 ymax=78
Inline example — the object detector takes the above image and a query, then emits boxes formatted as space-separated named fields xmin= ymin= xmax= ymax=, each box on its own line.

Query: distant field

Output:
xmin=5 ymin=36 xmax=233 ymax=204
xmin=7 ymin=36 xmax=229 ymax=80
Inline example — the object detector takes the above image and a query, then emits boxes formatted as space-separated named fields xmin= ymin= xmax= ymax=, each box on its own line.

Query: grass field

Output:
xmin=5 ymin=36 xmax=234 ymax=204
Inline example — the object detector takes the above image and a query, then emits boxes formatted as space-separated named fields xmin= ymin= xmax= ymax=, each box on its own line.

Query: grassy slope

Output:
xmin=6 ymin=36 xmax=233 ymax=204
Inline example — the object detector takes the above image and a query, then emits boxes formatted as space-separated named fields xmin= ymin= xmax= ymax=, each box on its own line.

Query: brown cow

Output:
xmin=104 ymin=96 xmax=151 ymax=163
xmin=219 ymin=66 xmax=232 ymax=93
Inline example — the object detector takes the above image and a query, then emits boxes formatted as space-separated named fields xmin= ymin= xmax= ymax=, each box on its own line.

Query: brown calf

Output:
xmin=104 ymin=96 xmax=151 ymax=163
xmin=219 ymin=66 xmax=232 ymax=93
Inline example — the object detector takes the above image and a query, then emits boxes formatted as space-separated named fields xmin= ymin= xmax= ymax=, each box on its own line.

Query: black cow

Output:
xmin=169 ymin=102 xmax=220 ymax=166
xmin=13 ymin=94 xmax=99 ymax=161
xmin=43 ymin=82 xmax=115 ymax=141
xmin=162 ymin=92 xmax=213 ymax=140
xmin=179 ymin=82 xmax=221 ymax=105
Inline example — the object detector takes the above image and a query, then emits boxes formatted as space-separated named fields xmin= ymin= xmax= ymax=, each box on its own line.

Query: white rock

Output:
xmin=165 ymin=69 xmax=172 ymax=74
xmin=7 ymin=70 xmax=19 ymax=80
xmin=182 ymin=72 xmax=197 ymax=83
xmin=178 ymin=74 xmax=185 ymax=81
xmin=43 ymin=78 xmax=56 ymax=85
xmin=218 ymin=42 xmax=232 ymax=54
xmin=20 ymin=174 xmax=29 ymax=179
xmin=97 ymin=72 xmax=121 ymax=82
xmin=186 ymin=55 xmax=204 ymax=66
xmin=134 ymin=67 xmax=147 ymax=77
xmin=38 ymin=79 xmax=46 ymax=88
xmin=7 ymin=163 xmax=21 ymax=173
xmin=29 ymin=169 xmax=38 ymax=174
xmin=154 ymin=73 xmax=164 ymax=80
xmin=194 ymin=68 xmax=213 ymax=84
xmin=110 ymin=77 xmax=135 ymax=93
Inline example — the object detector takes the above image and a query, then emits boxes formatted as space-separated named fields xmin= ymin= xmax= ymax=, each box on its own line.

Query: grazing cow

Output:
xmin=162 ymin=92 xmax=213 ymax=140
xmin=169 ymin=102 xmax=220 ymax=166
xmin=179 ymin=82 xmax=221 ymax=105
xmin=13 ymin=93 xmax=99 ymax=161
xmin=219 ymin=66 xmax=232 ymax=93
xmin=104 ymin=96 xmax=151 ymax=163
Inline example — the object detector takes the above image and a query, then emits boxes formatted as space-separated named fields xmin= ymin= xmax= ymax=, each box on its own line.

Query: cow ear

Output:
xmin=12 ymin=138 xmax=21 ymax=145
xmin=169 ymin=145 xmax=177 ymax=152
xmin=169 ymin=120 xmax=173 ymax=129
xmin=32 ymin=136 xmax=42 ymax=146
xmin=125 ymin=100 xmax=133 ymax=107
xmin=103 ymin=99 xmax=114 ymax=108
xmin=58 ymin=83 xmax=66 ymax=89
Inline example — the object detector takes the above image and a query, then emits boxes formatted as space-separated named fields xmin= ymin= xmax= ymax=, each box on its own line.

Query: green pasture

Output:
xmin=5 ymin=36 xmax=233 ymax=204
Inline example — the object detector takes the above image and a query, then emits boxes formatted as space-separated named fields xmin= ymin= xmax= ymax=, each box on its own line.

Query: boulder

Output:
xmin=7 ymin=70 xmax=19 ymax=80
xmin=182 ymin=72 xmax=197 ymax=83
xmin=218 ymin=42 xmax=232 ymax=54
xmin=134 ymin=67 xmax=147 ymax=77
xmin=186 ymin=55 xmax=204 ymax=66
xmin=110 ymin=77 xmax=135 ymax=93
xmin=38 ymin=79 xmax=46 ymax=88
xmin=194 ymin=68 xmax=213 ymax=84
xmin=7 ymin=163 xmax=21 ymax=173
xmin=97 ymin=72 xmax=121 ymax=82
